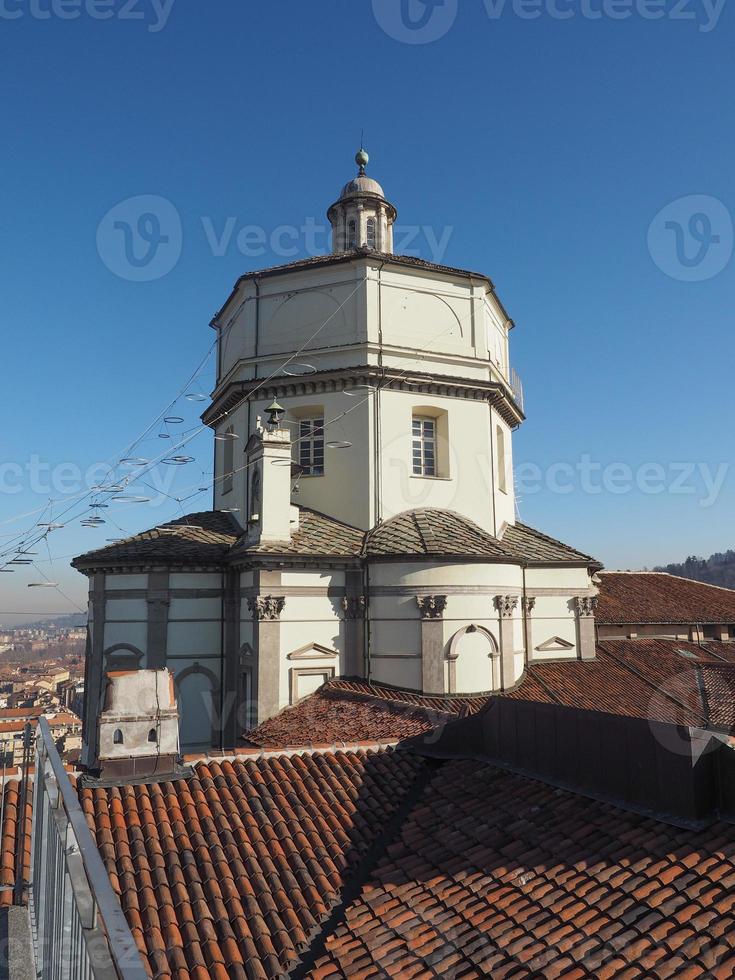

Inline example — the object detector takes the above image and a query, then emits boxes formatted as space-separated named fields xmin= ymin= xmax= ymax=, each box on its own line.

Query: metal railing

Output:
xmin=29 ymin=718 xmax=148 ymax=979
xmin=509 ymin=367 xmax=525 ymax=413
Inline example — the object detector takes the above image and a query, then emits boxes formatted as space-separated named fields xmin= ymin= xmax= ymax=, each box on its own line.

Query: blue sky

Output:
xmin=0 ymin=0 xmax=733 ymax=620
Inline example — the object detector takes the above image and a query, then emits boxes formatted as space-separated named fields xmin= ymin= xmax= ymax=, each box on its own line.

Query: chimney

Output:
xmin=84 ymin=668 xmax=189 ymax=786
xmin=242 ymin=408 xmax=298 ymax=546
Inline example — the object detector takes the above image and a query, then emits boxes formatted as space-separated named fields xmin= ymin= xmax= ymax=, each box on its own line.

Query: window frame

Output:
xmin=298 ymin=416 xmax=325 ymax=477
xmin=412 ymin=415 xmax=438 ymax=477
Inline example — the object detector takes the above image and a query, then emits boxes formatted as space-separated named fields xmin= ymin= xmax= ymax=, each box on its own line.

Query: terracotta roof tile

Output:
xmin=307 ymin=758 xmax=735 ymax=979
xmin=243 ymin=677 xmax=488 ymax=748
xmin=597 ymin=571 xmax=735 ymax=625
xmin=78 ymin=749 xmax=425 ymax=978
xmin=504 ymin=639 xmax=735 ymax=730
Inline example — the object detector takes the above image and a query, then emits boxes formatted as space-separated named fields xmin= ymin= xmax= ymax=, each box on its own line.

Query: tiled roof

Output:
xmin=243 ymin=678 xmax=488 ymax=749
xmin=219 ymin=247 xmax=500 ymax=299
xmin=0 ymin=779 xmax=31 ymax=907
xmin=366 ymin=509 xmax=518 ymax=560
xmin=505 ymin=639 xmax=735 ymax=730
xmin=231 ymin=508 xmax=364 ymax=559
xmin=245 ymin=640 xmax=735 ymax=751
xmin=73 ymin=506 xmax=598 ymax=570
xmin=310 ymin=758 xmax=735 ymax=979
xmin=72 ymin=512 xmax=241 ymax=569
xmin=597 ymin=571 xmax=735 ymax=624
xmin=80 ymin=749 xmax=426 ymax=979
xmin=501 ymin=521 xmax=600 ymax=565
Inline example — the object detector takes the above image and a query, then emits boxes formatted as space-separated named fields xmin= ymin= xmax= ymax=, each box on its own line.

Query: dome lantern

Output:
xmin=327 ymin=147 xmax=397 ymax=254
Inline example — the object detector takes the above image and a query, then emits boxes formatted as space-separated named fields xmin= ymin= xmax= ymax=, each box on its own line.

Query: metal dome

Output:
xmin=339 ymin=174 xmax=386 ymax=200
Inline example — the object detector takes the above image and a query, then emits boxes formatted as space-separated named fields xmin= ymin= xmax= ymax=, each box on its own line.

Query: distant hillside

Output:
xmin=0 ymin=612 xmax=87 ymax=631
xmin=655 ymin=550 xmax=735 ymax=589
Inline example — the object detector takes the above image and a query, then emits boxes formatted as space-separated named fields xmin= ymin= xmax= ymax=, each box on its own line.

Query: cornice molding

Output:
xmin=202 ymin=365 xmax=524 ymax=429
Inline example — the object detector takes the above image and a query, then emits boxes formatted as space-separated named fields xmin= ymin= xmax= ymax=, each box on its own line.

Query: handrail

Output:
xmin=30 ymin=717 xmax=148 ymax=979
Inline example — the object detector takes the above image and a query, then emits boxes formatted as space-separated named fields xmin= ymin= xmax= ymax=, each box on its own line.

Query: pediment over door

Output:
xmin=286 ymin=643 xmax=338 ymax=661
xmin=535 ymin=636 xmax=574 ymax=652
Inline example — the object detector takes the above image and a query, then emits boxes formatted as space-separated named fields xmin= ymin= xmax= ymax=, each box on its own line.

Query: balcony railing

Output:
xmin=509 ymin=368 xmax=524 ymax=413
xmin=29 ymin=717 xmax=148 ymax=979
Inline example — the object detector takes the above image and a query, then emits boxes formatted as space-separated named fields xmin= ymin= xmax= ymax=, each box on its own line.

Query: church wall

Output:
xmin=377 ymin=390 xmax=498 ymax=532
xmin=103 ymin=621 xmax=148 ymax=655
xmin=214 ymin=399 xmax=249 ymax=513
xmin=217 ymin=265 xmax=367 ymax=384
xmin=373 ymin=268 xmax=476 ymax=361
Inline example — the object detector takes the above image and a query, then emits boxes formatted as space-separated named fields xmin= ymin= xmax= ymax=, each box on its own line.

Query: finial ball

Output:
xmin=355 ymin=148 xmax=369 ymax=169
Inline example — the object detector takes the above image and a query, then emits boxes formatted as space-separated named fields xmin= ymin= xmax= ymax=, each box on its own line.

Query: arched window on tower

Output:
xmin=366 ymin=217 xmax=377 ymax=249
xmin=113 ymin=729 xmax=123 ymax=745
xmin=222 ymin=425 xmax=234 ymax=494
xmin=347 ymin=219 xmax=357 ymax=249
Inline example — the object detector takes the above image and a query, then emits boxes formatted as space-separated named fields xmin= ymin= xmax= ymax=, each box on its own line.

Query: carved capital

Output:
xmin=575 ymin=595 xmax=598 ymax=618
xmin=146 ymin=595 xmax=170 ymax=608
xmin=522 ymin=596 xmax=536 ymax=615
xmin=416 ymin=595 xmax=447 ymax=619
xmin=248 ymin=595 xmax=285 ymax=621
xmin=494 ymin=595 xmax=519 ymax=618
xmin=341 ymin=595 xmax=366 ymax=620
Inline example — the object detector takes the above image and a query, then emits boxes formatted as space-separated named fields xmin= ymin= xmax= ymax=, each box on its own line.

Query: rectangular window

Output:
xmin=412 ymin=416 xmax=437 ymax=477
xmin=222 ymin=426 xmax=234 ymax=494
xmin=497 ymin=424 xmax=507 ymax=493
xmin=299 ymin=417 xmax=324 ymax=476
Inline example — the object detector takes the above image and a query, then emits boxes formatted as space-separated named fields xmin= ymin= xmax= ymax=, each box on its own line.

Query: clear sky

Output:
xmin=0 ymin=0 xmax=733 ymax=621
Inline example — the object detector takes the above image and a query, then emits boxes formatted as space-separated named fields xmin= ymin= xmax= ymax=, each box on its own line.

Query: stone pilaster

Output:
xmin=81 ymin=572 xmax=106 ymax=769
xmin=494 ymin=594 xmax=519 ymax=690
xmin=222 ymin=571 xmax=241 ymax=748
xmin=248 ymin=571 xmax=285 ymax=725
xmin=417 ymin=595 xmax=447 ymax=695
xmin=521 ymin=595 xmax=536 ymax=660
xmin=146 ymin=571 xmax=170 ymax=669
xmin=575 ymin=595 xmax=598 ymax=660
xmin=342 ymin=569 xmax=366 ymax=677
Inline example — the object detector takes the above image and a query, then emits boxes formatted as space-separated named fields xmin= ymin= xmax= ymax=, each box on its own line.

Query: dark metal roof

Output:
xmin=71 ymin=511 xmax=241 ymax=570
xmin=72 ymin=507 xmax=598 ymax=571
xmin=365 ymin=509 xmax=513 ymax=560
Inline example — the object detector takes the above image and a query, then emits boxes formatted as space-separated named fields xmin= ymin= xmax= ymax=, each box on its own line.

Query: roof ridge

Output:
xmin=601 ymin=569 xmax=735 ymax=596
xmin=512 ymin=520 xmax=594 ymax=559
xmin=411 ymin=512 xmax=430 ymax=553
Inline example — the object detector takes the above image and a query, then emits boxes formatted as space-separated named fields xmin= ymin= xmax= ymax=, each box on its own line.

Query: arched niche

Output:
xmin=174 ymin=664 xmax=220 ymax=752
xmin=446 ymin=625 xmax=499 ymax=694
xmin=103 ymin=644 xmax=145 ymax=671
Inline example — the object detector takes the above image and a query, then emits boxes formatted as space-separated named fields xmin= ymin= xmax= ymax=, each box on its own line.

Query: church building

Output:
xmin=73 ymin=150 xmax=602 ymax=763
